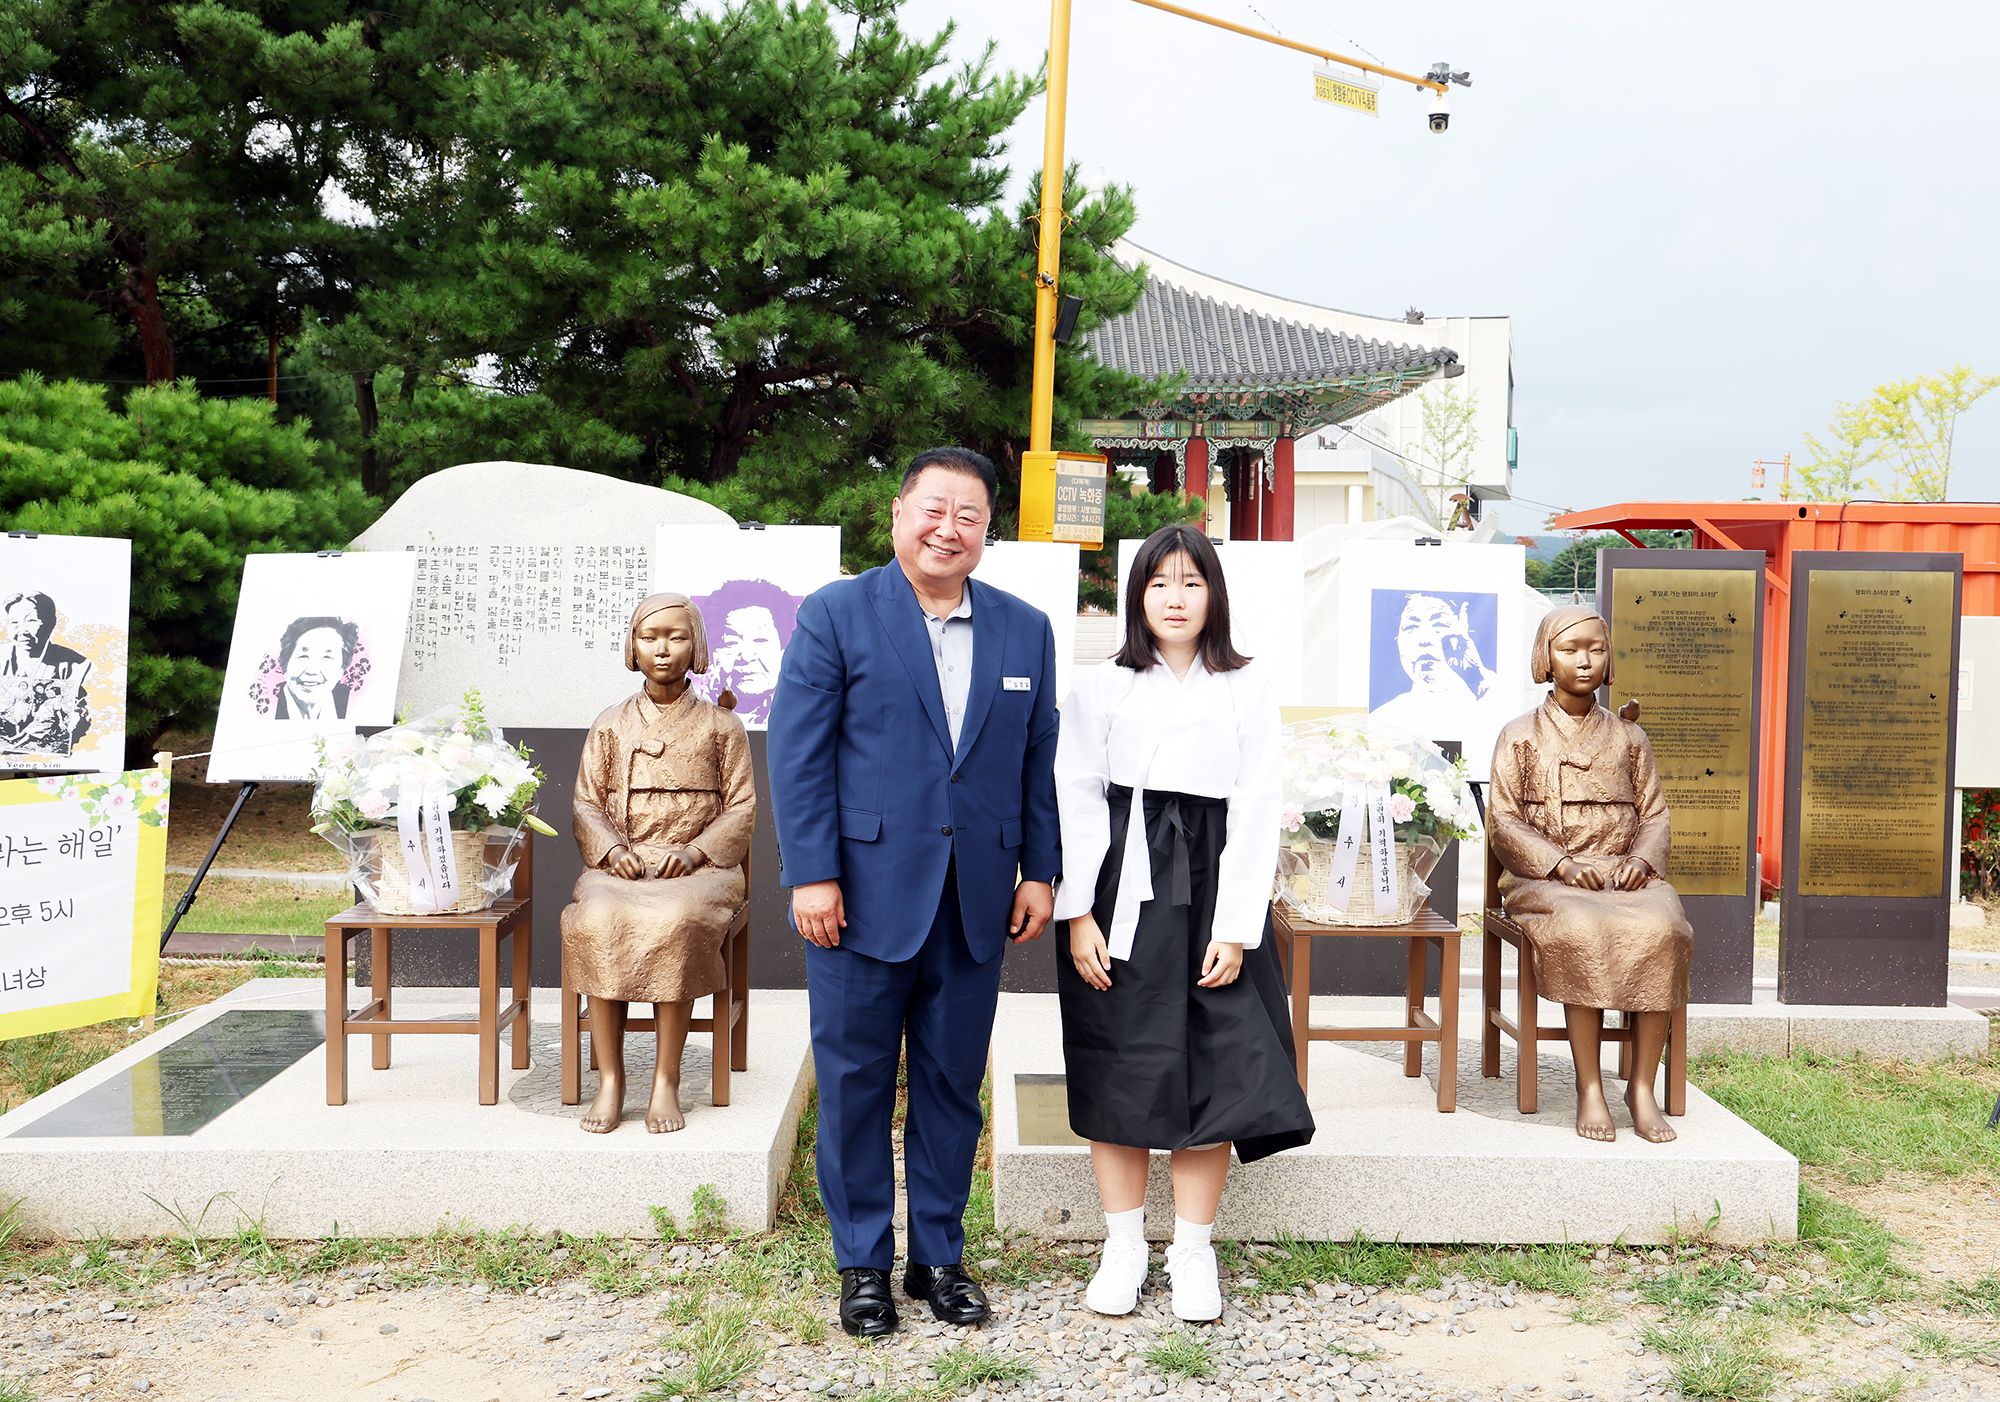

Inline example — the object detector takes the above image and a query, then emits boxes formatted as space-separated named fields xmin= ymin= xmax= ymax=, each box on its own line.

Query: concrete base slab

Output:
xmin=1682 ymin=999 xmax=1989 ymax=1060
xmin=0 ymin=980 xmax=813 ymax=1240
xmin=992 ymin=993 xmax=1797 ymax=1246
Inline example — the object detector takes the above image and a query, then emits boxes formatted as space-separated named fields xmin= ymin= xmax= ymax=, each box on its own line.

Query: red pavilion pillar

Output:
xmin=1263 ymin=436 xmax=1295 ymax=541
xmin=1185 ymin=436 xmax=1210 ymax=532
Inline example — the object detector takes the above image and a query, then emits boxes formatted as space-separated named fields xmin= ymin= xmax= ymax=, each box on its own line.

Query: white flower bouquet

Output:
xmin=311 ymin=690 xmax=557 ymax=915
xmin=1277 ymin=718 xmax=1480 ymax=925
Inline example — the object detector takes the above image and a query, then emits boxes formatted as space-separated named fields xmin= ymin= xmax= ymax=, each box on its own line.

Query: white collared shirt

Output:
xmin=1051 ymin=656 xmax=1282 ymax=952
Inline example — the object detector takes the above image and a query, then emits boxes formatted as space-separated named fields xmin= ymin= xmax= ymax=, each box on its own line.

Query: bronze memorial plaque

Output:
xmin=1014 ymin=1073 xmax=1087 ymax=1147
xmin=1798 ymin=570 xmax=1955 ymax=898
xmin=1610 ymin=569 xmax=1758 ymax=897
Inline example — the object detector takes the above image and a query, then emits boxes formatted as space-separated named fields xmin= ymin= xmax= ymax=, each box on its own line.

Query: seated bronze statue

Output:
xmin=561 ymin=592 xmax=755 ymax=1133
xmin=1488 ymin=605 xmax=1693 ymax=1143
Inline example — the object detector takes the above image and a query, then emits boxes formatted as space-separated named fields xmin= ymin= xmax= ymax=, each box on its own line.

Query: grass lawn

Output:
xmin=163 ymin=874 xmax=350 ymax=940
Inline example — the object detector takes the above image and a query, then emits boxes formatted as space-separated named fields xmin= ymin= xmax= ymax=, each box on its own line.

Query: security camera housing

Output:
xmin=1428 ymin=110 xmax=1449 ymax=133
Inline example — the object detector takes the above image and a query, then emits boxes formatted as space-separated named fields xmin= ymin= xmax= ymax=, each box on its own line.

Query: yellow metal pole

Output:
xmin=1125 ymin=0 xmax=1448 ymax=95
xmin=1029 ymin=0 xmax=1073 ymax=457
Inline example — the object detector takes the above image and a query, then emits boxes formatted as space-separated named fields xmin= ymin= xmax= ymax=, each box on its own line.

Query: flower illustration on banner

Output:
xmin=41 ymin=769 xmax=174 ymax=828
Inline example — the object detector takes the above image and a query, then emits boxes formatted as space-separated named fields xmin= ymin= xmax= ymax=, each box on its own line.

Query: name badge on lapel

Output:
xmin=1002 ymin=677 xmax=1031 ymax=692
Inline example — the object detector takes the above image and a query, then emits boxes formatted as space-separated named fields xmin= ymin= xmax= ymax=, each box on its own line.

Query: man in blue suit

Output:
xmin=769 ymin=447 xmax=1059 ymax=1337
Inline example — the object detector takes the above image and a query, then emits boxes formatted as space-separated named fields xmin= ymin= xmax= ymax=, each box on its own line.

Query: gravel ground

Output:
xmin=3 ymin=1242 xmax=1995 ymax=1402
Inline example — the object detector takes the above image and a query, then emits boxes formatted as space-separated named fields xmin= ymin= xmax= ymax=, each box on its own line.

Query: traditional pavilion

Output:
xmin=1079 ymin=241 xmax=1517 ymax=539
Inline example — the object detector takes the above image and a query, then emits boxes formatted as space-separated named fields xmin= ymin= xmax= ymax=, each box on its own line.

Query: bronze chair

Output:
xmin=1480 ymin=845 xmax=1686 ymax=1116
xmin=560 ymin=853 xmax=751 ymax=1109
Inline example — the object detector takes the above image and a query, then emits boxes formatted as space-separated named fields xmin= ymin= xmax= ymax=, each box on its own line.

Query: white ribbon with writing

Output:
xmin=1323 ymin=784 xmax=1366 ymax=913
xmin=1366 ymin=782 xmax=1399 ymax=910
xmin=395 ymin=785 xmax=461 ymax=914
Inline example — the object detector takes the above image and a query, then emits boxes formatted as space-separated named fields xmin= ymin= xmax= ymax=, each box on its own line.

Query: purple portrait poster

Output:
xmin=652 ymin=526 xmax=843 ymax=730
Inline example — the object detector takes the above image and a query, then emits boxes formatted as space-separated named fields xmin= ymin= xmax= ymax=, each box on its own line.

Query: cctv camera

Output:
xmin=1427 ymin=93 xmax=1449 ymax=133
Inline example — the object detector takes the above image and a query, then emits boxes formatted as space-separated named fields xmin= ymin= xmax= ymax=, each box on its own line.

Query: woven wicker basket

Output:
xmin=361 ymin=828 xmax=505 ymax=916
xmin=1303 ymin=838 xmax=1420 ymax=926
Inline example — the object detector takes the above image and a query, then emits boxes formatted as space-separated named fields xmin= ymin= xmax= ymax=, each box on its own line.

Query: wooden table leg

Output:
xmin=371 ymin=927 xmax=392 ymax=1071
xmin=1437 ymin=934 xmax=1460 ymax=1113
xmin=1289 ymin=925 xmax=1310 ymax=1092
xmin=479 ymin=924 xmax=500 ymax=1106
xmin=1404 ymin=935 xmax=1424 ymax=1078
xmin=511 ymin=916 xmax=531 ymax=1071
xmin=325 ymin=926 xmax=348 ymax=1106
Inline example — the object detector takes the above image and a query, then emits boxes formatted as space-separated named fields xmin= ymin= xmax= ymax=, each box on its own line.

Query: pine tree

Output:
xmin=0 ymin=375 xmax=376 ymax=750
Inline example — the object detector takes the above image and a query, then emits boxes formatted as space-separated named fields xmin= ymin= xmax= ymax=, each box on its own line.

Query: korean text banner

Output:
xmin=0 ymin=769 xmax=168 ymax=1039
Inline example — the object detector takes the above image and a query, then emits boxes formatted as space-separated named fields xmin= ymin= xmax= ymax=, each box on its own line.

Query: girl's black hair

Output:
xmin=1112 ymin=524 xmax=1251 ymax=673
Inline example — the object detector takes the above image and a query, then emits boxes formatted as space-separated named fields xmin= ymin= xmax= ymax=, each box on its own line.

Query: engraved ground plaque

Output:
xmin=1014 ymin=1073 xmax=1087 ymax=1147
xmin=1780 ymin=552 xmax=1960 ymax=1006
xmin=1599 ymin=551 xmax=1764 ymax=1002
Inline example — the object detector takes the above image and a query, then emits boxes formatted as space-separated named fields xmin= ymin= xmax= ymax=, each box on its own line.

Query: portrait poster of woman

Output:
xmin=652 ymin=525 xmax=842 ymax=730
xmin=207 ymin=553 xmax=419 ymax=783
xmin=0 ymin=535 xmax=131 ymax=774
xmin=1333 ymin=538 xmax=1533 ymax=780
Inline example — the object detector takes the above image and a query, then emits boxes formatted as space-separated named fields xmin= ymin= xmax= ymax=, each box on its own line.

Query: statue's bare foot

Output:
xmin=1575 ymin=1083 xmax=1616 ymax=1142
xmin=581 ymin=1074 xmax=625 ymax=1133
xmin=1625 ymin=1084 xmax=1677 ymax=1143
xmin=647 ymin=1077 xmax=686 ymax=1134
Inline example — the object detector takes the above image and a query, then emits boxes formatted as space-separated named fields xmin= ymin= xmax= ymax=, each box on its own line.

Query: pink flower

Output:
xmin=1307 ymin=744 xmax=1336 ymax=762
xmin=1388 ymin=794 xmax=1417 ymax=823
xmin=1280 ymin=806 xmax=1304 ymax=830
xmin=358 ymin=792 xmax=391 ymax=823
xmin=139 ymin=771 xmax=168 ymax=797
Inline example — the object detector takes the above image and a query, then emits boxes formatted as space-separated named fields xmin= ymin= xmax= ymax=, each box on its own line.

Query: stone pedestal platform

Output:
xmin=0 ymin=981 xmax=814 ymax=1240
xmin=992 ymin=993 xmax=1798 ymax=1246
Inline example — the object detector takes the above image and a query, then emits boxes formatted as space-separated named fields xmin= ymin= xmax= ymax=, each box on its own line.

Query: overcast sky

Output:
xmin=894 ymin=0 xmax=2000 ymax=537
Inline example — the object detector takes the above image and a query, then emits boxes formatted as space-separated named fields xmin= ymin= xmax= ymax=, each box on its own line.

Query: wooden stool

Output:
xmin=1272 ymin=903 xmax=1462 ymax=1112
xmin=1480 ymin=846 xmax=1686 ymax=1116
xmin=560 ymin=868 xmax=751 ymax=1109
xmin=323 ymin=831 xmax=536 ymax=1107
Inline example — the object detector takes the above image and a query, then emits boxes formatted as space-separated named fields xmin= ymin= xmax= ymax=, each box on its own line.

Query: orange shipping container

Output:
xmin=1547 ymin=501 xmax=2000 ymax=891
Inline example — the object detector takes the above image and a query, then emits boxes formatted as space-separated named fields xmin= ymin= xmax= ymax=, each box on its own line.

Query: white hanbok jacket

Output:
xmin=1052 ymin=656 xmax=1282 ymax=959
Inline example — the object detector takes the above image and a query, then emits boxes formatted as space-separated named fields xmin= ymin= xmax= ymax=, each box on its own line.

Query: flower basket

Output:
xmin=1276 ymin=717 xmax=1480 ymax=925
xmin=1303 ymin=839 xmax=1425 ymax=926
xmin=311 ymin=691 xmax=556 ymax=916
xmin=355 ymin=828 xmax=510 ymax=917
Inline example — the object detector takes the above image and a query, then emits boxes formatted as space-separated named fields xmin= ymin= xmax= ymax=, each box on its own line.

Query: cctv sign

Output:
xmin=1313 ymin=64 xmax=1380 ymax=116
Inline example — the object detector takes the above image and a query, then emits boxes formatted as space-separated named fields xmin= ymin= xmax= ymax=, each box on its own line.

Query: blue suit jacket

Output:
xmin=768 ymin=560 xmax=1061 ymax=965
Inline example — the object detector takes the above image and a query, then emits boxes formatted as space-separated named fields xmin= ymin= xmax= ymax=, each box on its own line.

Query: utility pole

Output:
xmin=1025 ymin=0 xmax=1464 ymax=461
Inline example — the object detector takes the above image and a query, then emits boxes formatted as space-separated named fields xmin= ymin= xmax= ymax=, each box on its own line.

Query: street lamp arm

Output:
xmin=1124 ymin=0 xmax=1450 ymax=95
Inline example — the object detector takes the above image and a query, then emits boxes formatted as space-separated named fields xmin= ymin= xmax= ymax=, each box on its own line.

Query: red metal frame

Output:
xmin=1549 ymin=501 xmax=2000 ymax=890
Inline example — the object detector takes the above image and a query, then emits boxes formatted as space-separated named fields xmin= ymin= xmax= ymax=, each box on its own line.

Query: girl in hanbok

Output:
xmin=562 ymin=593 xmax=755 ymax=1134
xmin=1054 ymin=524 xmax=1314 ymax=1322
xmin=1488 ymin=605 xmax=1692 ymax=1144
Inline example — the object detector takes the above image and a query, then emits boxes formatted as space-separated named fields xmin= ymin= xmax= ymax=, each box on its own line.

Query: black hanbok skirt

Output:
xmin=1056 ymin=786 xmax=1315 ymax=1164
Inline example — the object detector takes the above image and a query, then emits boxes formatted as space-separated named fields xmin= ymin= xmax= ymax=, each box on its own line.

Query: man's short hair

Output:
xmin=900 ymin=447 xmax=997 ymax=514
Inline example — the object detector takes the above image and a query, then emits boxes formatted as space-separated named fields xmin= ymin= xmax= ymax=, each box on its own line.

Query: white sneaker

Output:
xmin=1085 ymin=1234 xmax=1151 ymax=1315
xmin=1165 ymin=1241 xmax=1222 ymax=1321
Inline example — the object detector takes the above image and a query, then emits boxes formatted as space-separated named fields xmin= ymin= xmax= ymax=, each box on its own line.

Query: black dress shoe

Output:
xmin=903 ymin=1262 xmax=991 ymax=1325
xmin=839 ymin=1267 xmax=899 ymax=1337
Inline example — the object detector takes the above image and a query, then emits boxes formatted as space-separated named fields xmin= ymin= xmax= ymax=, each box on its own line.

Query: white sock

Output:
xmin=1104 ymin=1207 xmax=1144 ymax=1241
xmin=1172 ymin=1215 xmax=1213 ymax=1248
